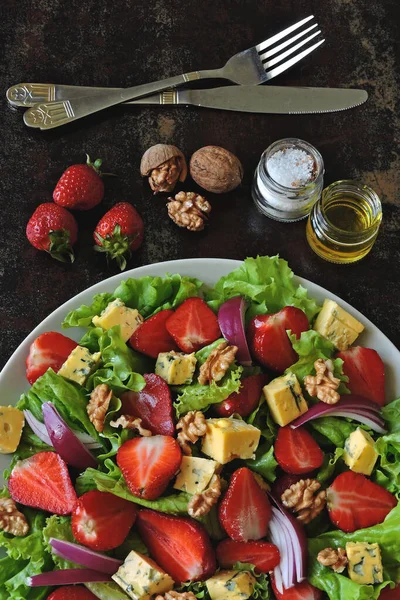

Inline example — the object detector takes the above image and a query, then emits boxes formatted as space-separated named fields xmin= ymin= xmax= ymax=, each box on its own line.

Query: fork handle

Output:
xmin=23 ymin=69 xmax=223 ymax=129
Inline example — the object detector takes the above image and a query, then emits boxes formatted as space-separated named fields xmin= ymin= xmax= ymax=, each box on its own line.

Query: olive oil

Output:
xmin=306 ymin=181 xmax=382 ymax=264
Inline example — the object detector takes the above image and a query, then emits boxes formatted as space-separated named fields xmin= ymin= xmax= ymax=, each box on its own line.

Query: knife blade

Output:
xmin=129 ymin=86 xmax=368 ymax=113
xmin=6 ymin=83 xmax=367 ymax=114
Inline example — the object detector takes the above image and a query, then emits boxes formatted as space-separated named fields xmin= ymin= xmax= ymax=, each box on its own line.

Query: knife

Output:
xmin=6 ymin=83 xmax=367 ymax=113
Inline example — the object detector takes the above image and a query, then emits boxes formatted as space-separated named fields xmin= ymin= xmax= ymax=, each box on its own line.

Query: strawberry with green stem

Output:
xmin=94 ymin=202 xmax=144 ymax=271
xmin=26 ymin=203 xmax=78 ymax=263
xmin=53 ymin=154 xmax=105 ymax=211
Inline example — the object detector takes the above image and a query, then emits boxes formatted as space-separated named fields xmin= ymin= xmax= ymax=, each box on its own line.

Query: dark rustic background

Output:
xmin=1 ymin=0 xmax=399 ymax=370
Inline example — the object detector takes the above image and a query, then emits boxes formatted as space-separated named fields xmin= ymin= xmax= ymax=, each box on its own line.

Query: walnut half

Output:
xmin=140 ymin=144 xmax=187 ymax=193
xmin=167 ymin=191 xmax=211 ymax=232
xmin=188 ymin=474 xmax=222 ymax=518
xmin=281 ymin=478 xmax=327 ymax=524
xmin=154 ymin=591 xmax=197 ymax=600
xmin=110 ymin=415 xmax=152 ymax=436
xmin=198 ymin=341 xmax=238 ymax=385
xmin=0 ymin=497 xmax=29 ymax=536
xmin=317 ymin=547 xmax=348 ymax=573
xmin=176 ymin=410 xmax=207 ymax=455
xmin=304 ymin=358 xmax=341 ymax=404
xmin=87 ymin=384 xmax=112 ymax=432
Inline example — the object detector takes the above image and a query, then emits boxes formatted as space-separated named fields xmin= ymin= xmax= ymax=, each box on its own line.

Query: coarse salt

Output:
xmin=267 ymin=148 xmax=315 ymax=188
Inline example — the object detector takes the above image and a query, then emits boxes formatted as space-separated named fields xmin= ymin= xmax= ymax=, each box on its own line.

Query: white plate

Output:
xmin=1 ymin=258 xmax=400 ymax=486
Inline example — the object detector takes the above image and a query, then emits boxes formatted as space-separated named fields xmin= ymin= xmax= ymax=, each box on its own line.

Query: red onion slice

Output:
xmin=218 ymin=296 xmax=252 ymax=366
xmin=50 ymin=538 xmax=122 ymax=575
xmin=24 ymin=409 xmax=102 ymax=450
xmin=291 ymin=396 xmax=386 ymax=434
xmin=27 ymin=568 xmax=111 ymax=587
xmin=23 ymin=410 xmax=52 ymax=446
xmin=268 ymin=495 xmax=308 ymax=593
xmin=42 ymin=402 xmax=98 ymax=469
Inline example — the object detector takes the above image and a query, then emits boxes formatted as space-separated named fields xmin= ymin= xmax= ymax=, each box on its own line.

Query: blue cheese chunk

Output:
xmin=263 ymin=373 xmax=308 ymax=426
xmin=92 ymin=299 xmax=144 ymax=342
xmin=112 ymin=551 xmax=174 ymax=600
xmin=206 ymin=570 xmax=256 ymax=600
xmin=313 ymin=299 xmax=364 ymax=351
xmin=173 ymin=456 xmax=219 ymax=494
xmin=58 ymin=346 xmax=101 ymax=386
xmin=0 ymin=406 xmax=25 ymax=454
xmin=155 ymin=351 xmax=197 ymax=385
xmin=346 ymin=542 xmax=383 ymax=585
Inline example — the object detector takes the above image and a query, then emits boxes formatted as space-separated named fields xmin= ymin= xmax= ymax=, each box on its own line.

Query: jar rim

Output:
xmin=261 ymin=138 xmax=324 ymax=191
xmin=320 ymin=179 xmax=382 ymax=239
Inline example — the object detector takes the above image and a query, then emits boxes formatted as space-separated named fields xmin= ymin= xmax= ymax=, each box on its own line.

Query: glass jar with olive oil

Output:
xmin=306 ymin=180 xmax=382 ymax=264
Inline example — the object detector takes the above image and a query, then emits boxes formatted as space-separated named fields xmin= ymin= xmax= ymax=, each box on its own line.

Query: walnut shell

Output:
xmin=190 ymin=146 xmax=243 ymax=194
xmin=140 ymin=144 xmax=187 ymax=178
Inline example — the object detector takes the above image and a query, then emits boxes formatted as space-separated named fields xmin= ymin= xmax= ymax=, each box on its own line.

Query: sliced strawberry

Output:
xmin=337 ymin=346 xmax=385 ymax=406
xmin=26 ymin=332 xmax=78 ymax=385
xmin=117 ymin=435 xmax=181 ymax=500
xmin=271 ymin=577 xmax=323 ymax=600
xmin=120 ymin=373 xmax=175 ymax=436
xmin=214 ymin=374 xmax=269 ymax=417
xmin=136 ymin=509 xmax=216 ymax=582
xmin=8 ymin=452 xmax=77 ymax=515
xmin=274 ymin=426 xmax=324 ymax=475
xmin=165 ymin=297 xmax=221 ymax=353
xmin=71 ymin=490 xmax=137 ymax=551
xmin=216 ymin=539 xmax=280 ymax=573
xmin=218 ymin=467 xmax=272 ymax=542
xmin=129 ymin=309 xmax=179 ymax=358
xmin=272 ymin=473 xmax=314 ymax=500
xmin=327 ymin=471 xmax=397 ymax=532
xmin=47 ymin=586 xmax=98 ymax=600
xmin=248 ymin=307 xmax=309 ymax=372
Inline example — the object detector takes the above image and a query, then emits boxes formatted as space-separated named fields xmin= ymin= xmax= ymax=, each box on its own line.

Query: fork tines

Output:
xmin=257 ymin=15 xmax=324 ymax=81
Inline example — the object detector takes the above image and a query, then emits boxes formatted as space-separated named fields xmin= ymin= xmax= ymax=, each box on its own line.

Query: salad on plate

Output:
xmin=0 ymin=255 xmax=399 ymax=600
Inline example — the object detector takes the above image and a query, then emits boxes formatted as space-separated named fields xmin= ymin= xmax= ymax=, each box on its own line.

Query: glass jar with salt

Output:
xmin=252 ymin=138 xmax=324 ymax=222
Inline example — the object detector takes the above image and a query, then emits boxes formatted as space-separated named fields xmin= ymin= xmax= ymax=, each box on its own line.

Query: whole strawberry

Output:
xmin=53 ymin=154 xmax=104 ymax=210
xmin=94 ymin=202 xmax=144 ymax=270
xmin=26 ymin=203 xmax=78 ymax=263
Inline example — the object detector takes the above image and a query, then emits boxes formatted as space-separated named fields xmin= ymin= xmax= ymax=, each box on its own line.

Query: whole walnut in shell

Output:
xmin=141 ymin=144 xmax=187 ymax=193
xmin=190 ymin=146 xmax=243 ymax=194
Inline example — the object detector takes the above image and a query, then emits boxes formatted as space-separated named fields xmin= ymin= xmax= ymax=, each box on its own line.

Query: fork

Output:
xmin=23 ymin=15 xmax=324 ymax=130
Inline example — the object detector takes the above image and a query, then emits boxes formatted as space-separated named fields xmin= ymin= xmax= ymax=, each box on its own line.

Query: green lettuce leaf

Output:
xmin=205 ymin=255 xmax=320 ymax=322
xmin=246 ymin=444 xmax=278 ymax=482
xmin=62 ymin=274 xmax=202 ymax=329
xmin=309 ymin=417 xmax=358 ymax=448
xmin=286 ymin=330 xmax=349 ymax=394
xmin=85 ymin=326 xmax=147 ymax=394
xmin=42 ymin=515 xmax=75 ymax=569
xmin=17 ymin=369 xmax=103 ymax=446
xmin=174 ymin=365 xmax=243 ymax=417
xmin=316 ymin=448 xmax=345 ymax=484
xmin=247 ymin=397 xmax=277 ymax=445
xmin=233 ymin=563 xmax=271 ymax=599
xmin=0 ymin=509 xmax=53 ymax=600
xmin=308 ymin=502 xmax=400 ymax=600
xmin=112 ymin=531 xmax=148 ymax=559
xmin=373 ymin=398 xmax=400 ymax=494
xmin=85 ymin=582 xmax=131 ymax=599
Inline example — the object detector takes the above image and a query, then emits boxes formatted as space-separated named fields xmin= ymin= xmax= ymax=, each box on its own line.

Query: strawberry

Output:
xmin=120 ymin=374 xmax=175 ymax=436
xmin=214 ymin=374 xmax=269 ymax=417
xmin=94 ymin=202 xmax=144 ymax=271
xmin=53 ymin=155 xmax=104 ymax=210
xmin=337 ymin=346 xmax=385 ymax=406
xmin=218 ymin=467 xmax=272 ymax=542
xmin=272 ymin=472 xmax=313 ymax=501
xmin=47 ymin=586 xmax=98 ymax=600
xmin=136 ymin=509 xmax=216 ymax=582
xmin=8 ymin=452 xmax=77 ymax=515
xmin=26 ymin=203 xmax=78 ymax=263
xmin=117 ymin=435 xmax=181 ymax=500
xmin=274 ymin=426 xmax=324 ymax=474
xmin=129 ymin=310 xmax=179 ymax=358
xmin=271 ymin=577 xmax=322 ymax=600
xmin=247 ymin=307 xmax=309 ymax=372
xmin=71 ymin=490 xmax=137 ymax=551
xmin=165 ymin=297 xmax=221 ymax=353
xmin=26 ymin=331 xmax=78 ymax=385
xmin=327 ymin=471 xmax=397 ymax=532
xmin=216 ymin=539 xmax=280 ymax=573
